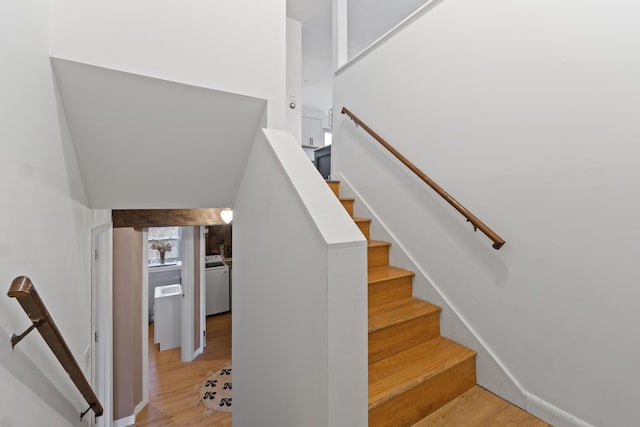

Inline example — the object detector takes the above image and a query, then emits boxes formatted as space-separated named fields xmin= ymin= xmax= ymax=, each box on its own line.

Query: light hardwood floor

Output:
xmin=133 ymin=311 xmax=548 ymax=427
xmin=412 ymin=386 xmax=552 ymax=426
xmin=133 ymin=313 xmax=232 ymax=427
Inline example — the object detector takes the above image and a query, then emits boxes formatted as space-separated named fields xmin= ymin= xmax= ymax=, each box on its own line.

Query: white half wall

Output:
xmin=332 ymin=1 xmax=640 ymax=426
xmin=0 ymin=1 xmax=110 ymax=425
xmin=50 ymin=0 xmax=287 ymax=129
xmin=233 ymin=129 xmax=367 ymax=426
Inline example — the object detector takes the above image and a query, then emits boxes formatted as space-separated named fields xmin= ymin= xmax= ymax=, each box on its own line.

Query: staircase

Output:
xmin=327 ymin=180 xmax=477 ymax=427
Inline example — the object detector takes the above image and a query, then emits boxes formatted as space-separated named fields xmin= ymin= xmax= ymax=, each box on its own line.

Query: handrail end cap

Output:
xmin=8 ymin=276 xmax=33 ymax=298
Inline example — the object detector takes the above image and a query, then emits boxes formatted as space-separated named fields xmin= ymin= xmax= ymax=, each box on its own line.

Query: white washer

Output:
xmin=205 ymin=255 xmax=230 ymax=316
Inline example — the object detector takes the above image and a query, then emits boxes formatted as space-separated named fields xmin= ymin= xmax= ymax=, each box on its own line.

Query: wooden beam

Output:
xmin=112 ymin=209 xmax=227 ymax=228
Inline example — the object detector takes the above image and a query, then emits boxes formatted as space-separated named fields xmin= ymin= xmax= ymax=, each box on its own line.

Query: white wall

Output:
xmin=233 ymin=129 xmax=367 ymax=426
xmin=50 ymin=0 xmax=287 ymax=129
xmin=0 ymin=1 xmax=110 ymax=425
xmin=333 ymin=1 xmax=640 ymax=426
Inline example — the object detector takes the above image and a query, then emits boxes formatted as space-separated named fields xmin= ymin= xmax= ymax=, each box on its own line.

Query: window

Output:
xmin=148 ymin=227 xmax=181 ymax=265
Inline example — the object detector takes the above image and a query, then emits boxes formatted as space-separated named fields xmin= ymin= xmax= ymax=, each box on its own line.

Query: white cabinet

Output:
xmin=302 ymin=116 xmax=323 ymax=148
xmin=149 ymin=264 xmax=181 ymax=322
xmin=154 ymin=284 xmax=182 ymax=351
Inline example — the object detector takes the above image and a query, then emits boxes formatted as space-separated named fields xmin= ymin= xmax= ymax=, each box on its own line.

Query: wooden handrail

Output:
xmin=341 ymin=107 xmax=505 ymax=250
xmin=7 ymin=276 xmax=104 ymax=419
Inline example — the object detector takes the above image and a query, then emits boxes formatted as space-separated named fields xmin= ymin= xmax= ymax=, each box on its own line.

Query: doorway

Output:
xmin=111 ymin=209 xmax=232 ymax=424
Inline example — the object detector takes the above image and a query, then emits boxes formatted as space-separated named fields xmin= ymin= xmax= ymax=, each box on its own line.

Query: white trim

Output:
xmin=526 ymin=393 xmax=594 ymax=427
xmin=134 ymin=399 xmax=147 ymax=417
xmin=335 ymin=0 xmax=445 ymax=76
xmin=181 ymin=226 xmax=195 ymax=362
xmin=113 ymin=415 xmax=135 ymax=427
xmin=141 ymin=229 xmax=149 ymax=411
xmin=199 ymin=226 xmax=206 ymax=351
xmin=193 ymin=346 xmax=204 ymax=358
xmin=191 ymin=225 xmax=206 ymax=356
xmin=91 ymin=222 xmax=113 ymax=427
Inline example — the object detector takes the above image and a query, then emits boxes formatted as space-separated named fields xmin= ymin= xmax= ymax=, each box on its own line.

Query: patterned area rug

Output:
xmin=194 ymin=364 xmax=232 ymax=415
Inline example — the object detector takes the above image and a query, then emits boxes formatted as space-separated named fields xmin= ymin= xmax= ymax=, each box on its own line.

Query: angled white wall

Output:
xmin=233 ymin=129 xmax=367 ymax=426
xmin=0 ymin=1 xmax=110 ymax=425
xmin=50 ymin=0 xmax=287 ymax=130
xmin=333 ymin=1 xmax=640 ymax=426
xmin=52 ymin=59 xmax=266 ymax=209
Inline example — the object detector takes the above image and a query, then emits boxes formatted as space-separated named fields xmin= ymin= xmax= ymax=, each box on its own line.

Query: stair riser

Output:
xmin=341 ymin=199 xmax=354 ymax=216
xmin=368 ymin=277 xmax=412 ymax=308
xmin=369 ymin=357 xmax=476 ymax=427
xmin=368 ymin=245 xmax=389 ymax=269
xmin=356 ymin=221 xmax=370 ymax=240
xmin=328 ymin=181 xmax=340 ymax=198
xmin=369 ymin=314 xmax=441 ymax=364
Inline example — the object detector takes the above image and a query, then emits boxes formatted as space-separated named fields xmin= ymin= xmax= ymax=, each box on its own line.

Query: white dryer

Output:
xmin=205 ymin=255 xmax=230 ymax=315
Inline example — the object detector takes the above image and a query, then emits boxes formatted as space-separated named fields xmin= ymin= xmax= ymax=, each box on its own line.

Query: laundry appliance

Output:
xmin=205 ymin=255 xmax=229 ymax=315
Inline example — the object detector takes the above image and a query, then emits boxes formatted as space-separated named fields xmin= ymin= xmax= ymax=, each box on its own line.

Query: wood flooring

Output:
xmin=130 ymin=300 xmax=549 ymax=427
xmin=412 ymin=386 xmax=552 ymax=426
xmin=132 ymin=313 xmax=232 ymax=427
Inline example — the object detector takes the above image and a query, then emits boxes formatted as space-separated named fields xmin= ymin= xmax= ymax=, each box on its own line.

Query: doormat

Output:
xmin=194 ymin=364 xmax=232 ymax=415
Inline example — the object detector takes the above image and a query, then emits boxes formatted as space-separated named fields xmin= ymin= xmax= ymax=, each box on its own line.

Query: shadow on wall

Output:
xmin=0 ymin=322 xmax=81 ymax=426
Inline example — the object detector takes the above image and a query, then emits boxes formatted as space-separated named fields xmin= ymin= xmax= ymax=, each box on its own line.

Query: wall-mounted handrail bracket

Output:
xmin=10 ymin=320 xmax=44 ymax=350
xmin=80 ymin=404 xmax=94 ymax=421
xmin=342 ymin=107 xmax=506 ymax=250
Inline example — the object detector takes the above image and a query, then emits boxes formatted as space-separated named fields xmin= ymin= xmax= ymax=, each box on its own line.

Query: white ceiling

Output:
xmin=286 ymin=0 xmax=430 ymax=114
xmin=52 ymin=58 xmax=266 ymax=209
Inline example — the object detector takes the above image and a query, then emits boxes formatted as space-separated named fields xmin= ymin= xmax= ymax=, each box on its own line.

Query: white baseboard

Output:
xmin=193 ymin=346 xmax=204 ymax=358
xmin=113 ymin=415 xmax=135 ymax=427
xmin=134 ymin=399 xmax=147 ymax=416
xmin=113 ymin=400 xmax=147 ymax=427
xmin=526 ymin=393 xmax=594 ymax=427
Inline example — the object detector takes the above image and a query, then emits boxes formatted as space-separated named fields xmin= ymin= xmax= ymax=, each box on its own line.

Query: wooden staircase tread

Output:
xmin=339 ymin=197 xmax=355 ymax=202
xmin=326 ymin=180 xmax=340 ymax=183
xmin=368 ymin=337 xmax=476 ymax=410
xmin=353 ymin=216 xmax=372 ymax=223
xmin=368 ymin=266 xmax=415 ymax=284
xmin=369 ymin=298 xmax=441 ymax=332
xmin=368 ymin=240 xmax=391 ymax=248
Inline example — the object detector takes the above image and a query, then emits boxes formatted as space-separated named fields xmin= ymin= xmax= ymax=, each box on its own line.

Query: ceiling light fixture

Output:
xmin=220 ymin=209 xmax=233 ymax=224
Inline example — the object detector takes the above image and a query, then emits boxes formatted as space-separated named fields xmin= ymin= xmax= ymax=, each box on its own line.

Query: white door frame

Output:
xmin=181 ymin=226 xmax=195 ymax=362
xmin=140 ymin=229 xmax=149 ymax=414
xmin=200 ymin=226 xmax=206 ymax=352
xmin=91 ymin=222 xmax=113 ymax=427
